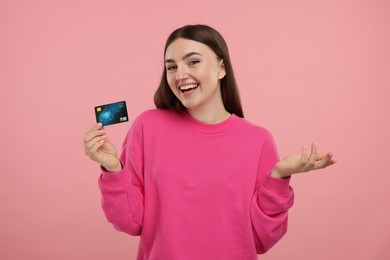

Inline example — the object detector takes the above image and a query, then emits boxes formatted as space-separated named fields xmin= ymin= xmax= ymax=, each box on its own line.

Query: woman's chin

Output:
xmin=180 ymin=99 xmax=200 ymax=110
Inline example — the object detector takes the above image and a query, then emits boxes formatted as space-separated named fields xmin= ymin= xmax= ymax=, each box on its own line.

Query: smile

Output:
xmin=179 ymin=84 xmax=199 ymax=93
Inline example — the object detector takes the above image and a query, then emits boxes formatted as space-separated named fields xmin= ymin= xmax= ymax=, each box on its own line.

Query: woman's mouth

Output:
xmin=179 ymin=84 xmax=199 ymax=93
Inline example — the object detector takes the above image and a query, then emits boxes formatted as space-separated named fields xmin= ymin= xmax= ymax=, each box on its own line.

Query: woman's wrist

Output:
xmin=104 ymin=160 xmax=122 ymax=173
xmin=270 ymin=169 xmax=290 ymax=179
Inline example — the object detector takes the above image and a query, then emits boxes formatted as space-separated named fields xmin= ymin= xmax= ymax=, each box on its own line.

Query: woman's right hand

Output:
xmin=84 ymin=123 xmax=122 ymax=173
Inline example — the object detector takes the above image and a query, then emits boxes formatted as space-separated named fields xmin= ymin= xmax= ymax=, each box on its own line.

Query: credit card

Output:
xmin=94 ymin=100 xmax=129 ymax=126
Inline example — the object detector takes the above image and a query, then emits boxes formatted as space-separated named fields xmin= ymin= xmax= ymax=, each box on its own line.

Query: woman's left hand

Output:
xmin=271 ymin=143 xmax=336 ymax=179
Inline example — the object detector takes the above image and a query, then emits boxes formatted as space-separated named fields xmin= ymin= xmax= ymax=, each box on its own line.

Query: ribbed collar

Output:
xmin=177 ymin=111 xmax=240 ymax=134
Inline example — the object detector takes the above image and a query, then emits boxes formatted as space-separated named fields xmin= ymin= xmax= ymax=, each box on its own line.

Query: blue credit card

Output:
xmin=94 ymin=101 xmax=129 ymax=126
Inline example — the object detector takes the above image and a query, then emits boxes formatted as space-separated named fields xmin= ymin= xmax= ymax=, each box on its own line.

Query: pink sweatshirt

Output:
xmin=98 ymin=109 xmax=294 ymax=260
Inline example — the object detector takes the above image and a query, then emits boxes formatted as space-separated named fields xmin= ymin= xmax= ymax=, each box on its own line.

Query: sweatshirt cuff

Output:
xmin=263 ymin=174 xmax=291 ymax=194
xmin=100 ymin=166 xmax=130 ymax=186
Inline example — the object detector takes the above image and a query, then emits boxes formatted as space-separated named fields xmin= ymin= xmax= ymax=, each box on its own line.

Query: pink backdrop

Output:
xmin=1 ymin=0 xmax=389 ymax=259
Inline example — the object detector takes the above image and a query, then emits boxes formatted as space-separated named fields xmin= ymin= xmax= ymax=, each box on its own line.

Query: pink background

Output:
xmin=1 ymin=0 xmax=389 ymax=259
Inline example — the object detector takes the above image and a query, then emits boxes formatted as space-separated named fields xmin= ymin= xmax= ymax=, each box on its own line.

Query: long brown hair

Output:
xmin=154 ymin=24 xmax=244 ymax=118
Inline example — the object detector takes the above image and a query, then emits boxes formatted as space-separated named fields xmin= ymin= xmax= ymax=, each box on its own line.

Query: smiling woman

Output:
xmin=154 ymin=25 xmax=243 ymax=120
xmin=164 ymin=38 xmax=228 ymax=123
xmin=83 ymin=24 xmax=336 ymax=260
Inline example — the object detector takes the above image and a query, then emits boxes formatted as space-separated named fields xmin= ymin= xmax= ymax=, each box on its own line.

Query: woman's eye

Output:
xmin=189 ymin=60 xmax=200 ymax=66
xmin=166 ymin=65 xmax=177 ymax=71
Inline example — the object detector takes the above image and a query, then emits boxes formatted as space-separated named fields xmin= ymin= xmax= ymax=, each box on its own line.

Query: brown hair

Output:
xmin=154 ymin=24 xmax=244 ymax=118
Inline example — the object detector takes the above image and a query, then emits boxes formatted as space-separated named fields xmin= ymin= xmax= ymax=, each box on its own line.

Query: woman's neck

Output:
xmin=187 ymin=104 xmax=231 ymax=124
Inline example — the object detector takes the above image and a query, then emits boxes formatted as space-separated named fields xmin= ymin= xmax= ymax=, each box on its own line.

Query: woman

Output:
xmin=84 ymin=24 xmax=336 ymax=259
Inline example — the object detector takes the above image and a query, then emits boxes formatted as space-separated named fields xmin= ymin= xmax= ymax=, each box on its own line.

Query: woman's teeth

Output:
xmin=179 ymin=84 xmax=199 ymax=92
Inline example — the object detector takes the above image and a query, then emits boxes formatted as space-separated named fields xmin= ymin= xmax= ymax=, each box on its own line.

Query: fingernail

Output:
xmin=99 ymin=130 xmax=105 ymax=134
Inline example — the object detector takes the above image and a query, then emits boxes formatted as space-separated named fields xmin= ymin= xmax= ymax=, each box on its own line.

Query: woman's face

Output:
xmin=165 ymin=38 xmax=226 ymax=112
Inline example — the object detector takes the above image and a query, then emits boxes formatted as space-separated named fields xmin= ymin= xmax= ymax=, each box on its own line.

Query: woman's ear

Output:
xmin=218 ymin=60 xmax=226 ymax=79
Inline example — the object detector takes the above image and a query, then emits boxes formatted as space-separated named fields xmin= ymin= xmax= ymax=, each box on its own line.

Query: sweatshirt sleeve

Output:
xmin=250 ymin=132 xmax=294 ymax=254
xmin=98 ymin=118 xmax=145 ymax=236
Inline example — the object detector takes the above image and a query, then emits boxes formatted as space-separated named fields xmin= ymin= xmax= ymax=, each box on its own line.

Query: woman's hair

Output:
xmin=153 ymin=24 xmax=244 ymax=118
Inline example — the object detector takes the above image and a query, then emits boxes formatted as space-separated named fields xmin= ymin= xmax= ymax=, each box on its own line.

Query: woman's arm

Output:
xmin=96 ymin=119 xmax=146 ymax=236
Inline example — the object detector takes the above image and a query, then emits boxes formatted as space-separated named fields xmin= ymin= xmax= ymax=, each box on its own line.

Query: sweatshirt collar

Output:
xmin=178 ymin=110 xmax=240 ymax=134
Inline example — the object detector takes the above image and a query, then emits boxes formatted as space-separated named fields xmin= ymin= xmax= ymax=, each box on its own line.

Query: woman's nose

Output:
xmin=175 ymin=66 xmax=188 ymax=81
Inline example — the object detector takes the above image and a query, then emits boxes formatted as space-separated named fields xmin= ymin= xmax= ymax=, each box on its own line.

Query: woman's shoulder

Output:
xmin=236 ymin=118 xmax=271 ymax=135
xmin=237 ymin=116 xmax=275 ymax=140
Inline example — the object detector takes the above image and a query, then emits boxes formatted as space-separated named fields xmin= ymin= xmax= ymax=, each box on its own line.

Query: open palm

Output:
xmin=271 ymin=143 xmax=336 ymax=179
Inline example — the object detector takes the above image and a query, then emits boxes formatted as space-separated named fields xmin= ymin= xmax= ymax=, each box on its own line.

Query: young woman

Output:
xmin=84 ymin=24 xmax=336 ymax=260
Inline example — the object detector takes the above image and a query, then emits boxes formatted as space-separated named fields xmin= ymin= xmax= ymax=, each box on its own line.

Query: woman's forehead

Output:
xmin=165 ymin=38 xmax=213 ymax=60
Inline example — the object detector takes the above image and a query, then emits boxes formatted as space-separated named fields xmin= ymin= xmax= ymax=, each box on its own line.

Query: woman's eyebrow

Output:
xmin=165 ymin=52 xmax=202 ymax=63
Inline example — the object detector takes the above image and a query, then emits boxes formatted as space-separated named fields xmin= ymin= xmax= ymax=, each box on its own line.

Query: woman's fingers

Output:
xmin=84 ymin=123 xmax=104 ymax=144
xmin=83 ymin=123 xmax=120 ymax=172
xmin=299 ymin=145 xmax=308 ymax=166
xmin=316 ymin=152 xmax=336 ymax=169
xmin=299 ymin=143 xmax=317 ymax=172
xmin=300 ymin=143 xmax=333 ymax=172
xmin=308 ymin=143 xmax=317 ymax=165
xmin=89 ymin=135 xmax=107 ymax=154
xmin=83 ymin=123 xmax=109 ymax=161
xmin=86 ymin=139 xmax=106 ymax=160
